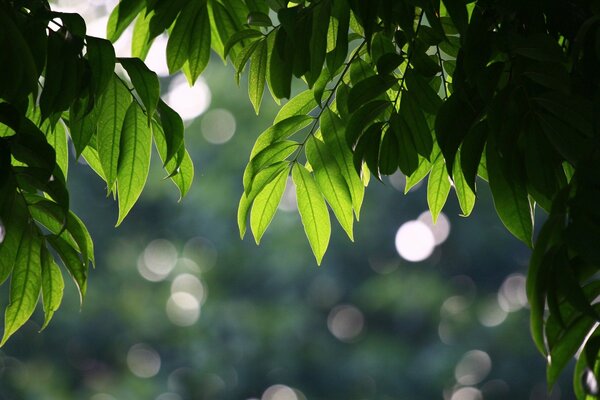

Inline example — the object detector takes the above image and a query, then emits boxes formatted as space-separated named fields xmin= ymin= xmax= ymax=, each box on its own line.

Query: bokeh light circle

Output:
xmin=395 ymin=220 xmax=435 ymax=262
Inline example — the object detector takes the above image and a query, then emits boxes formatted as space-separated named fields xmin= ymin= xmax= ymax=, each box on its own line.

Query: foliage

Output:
xmin=1 ymin=0 xmax=600 ymax=397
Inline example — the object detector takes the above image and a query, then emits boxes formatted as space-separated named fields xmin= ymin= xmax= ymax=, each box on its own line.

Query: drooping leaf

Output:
xmin=274 ymin=90 xmax=318 ymax=124
xmin=40 ymin=246 xmax=64 ymax=330
xmin=86 ymin=36 xmax=116 ymax=97
xmin=116 ymin=102 xmax=152 ymax=225
xmin=131 ymin=8 xmax=154 ymax=60
xmin=96 ymin=75 xmax=131 ymax=188
xmin=306 ymin=136 xmax=354 ymax=241
xmin=0 ymin=187 xmax=28 ymax=285
xmin=156 ymin=100 xmax=185 ymax=166
xmin=427 ymin=155 xmax=451 ymax=223
xmin=1 ymin=228 xmax=42 ymax=346
xmin=347 ymin=75 xmax=397 ymax=113
xmin=249 ymin=115 xmax=313 ymax=159
xmin=47 ymin=235 xmax=87 ymax=304
xmin=320 ymin=108 xmax=365 ymax=217
xmin=106 ymin=0 xmax=145 ymax=42
xmin=249 ymin=39 xmax=268 ymax=114
xmin=453 ymin=151 xmax=476 ymax=216
xmin=244 ymin=140 xmax=298 ymax=193
xmin=119 ymin=57 xmax=160 ymax=122
xmin=292 ymin=163 xmax=331 ymax=265
xmin=250 ymin=163 xmax=289 ymax=243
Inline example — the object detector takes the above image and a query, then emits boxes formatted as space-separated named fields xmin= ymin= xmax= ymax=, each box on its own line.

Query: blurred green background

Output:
xmin=0 ymin=2 xmax=575 ymax=399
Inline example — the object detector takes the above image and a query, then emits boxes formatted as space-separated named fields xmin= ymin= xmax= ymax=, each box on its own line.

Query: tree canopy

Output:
xmin=1 ymin=0 xmax=600 ymax=397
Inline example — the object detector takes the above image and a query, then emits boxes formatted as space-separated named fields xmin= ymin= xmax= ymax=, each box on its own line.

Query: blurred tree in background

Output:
xmin=2 ymin=0 xmax=600 ymax=399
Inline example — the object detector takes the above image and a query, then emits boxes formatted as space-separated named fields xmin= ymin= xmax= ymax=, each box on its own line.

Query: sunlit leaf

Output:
xmin=106 ymin=0 xmax=145 ymax=42
xmin=116 ymin=102 xmax=152 ymax=225
xmin=1 ymin=228 xmax=42 ymax=346
xmin=86 ymin=36 xmax=116 ymax=97
xmin=306 ymin=136 xmax=353 ymax=241
xmin=249 ymin=39 xmax=268 ymax=114
xmin=40 ymin=246 xmax=64 ymax=330
xmin=453 ymin=151 xmax=476 ymax=217
xmin=427 ymin=155 xmax=451 ymax=223
xmin=292 ymin=163 xmax=331 ymax=265
xmin=274 ymin=90 xmax=317 ymax=124
xmin=250 ymin=163 xmax=289 ymax=244
xmin=47 ymin=236 xmax=87 ymax=304
xmin=119 ymin=57 xmax=160 ymax=123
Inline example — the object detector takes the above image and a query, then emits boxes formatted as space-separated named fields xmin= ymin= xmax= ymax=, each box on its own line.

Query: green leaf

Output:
xmin=169 ymin=149 xmax=194 ymax=200
xmin=66 ymin=211 xmax=95 ymax=267
xmin=308 ymin=0 xmax=331 ymax=86
xmin=156 ymin=100 xmax=185 ymax=166
xmin=486 ymin=139 xmax=533 ymax=247
xmin=379 ymin=128 xmax=400 ymax=176
xmin=405 ymin=156 xmax=432 ymax=194
xmin=306 ymin=136 xmax=354 ymax=241
xmin=224 ymin=28 xmax=263 ymax=59
xmin=86 ymin=36 xmax=116 ymax=97
xmin=249 ymin=115 xmax=313 ymax=159
xmin=453 ymin=151 xmax=476 ymax=216
xmin=405 ymin=69 xmax=442 ymax=114
xmin=40 ymin=246 xmax=64 ymax=330
xmin=239 ymin=162 xmax=289 ymax=238
xmin=69 ymin=98 xmax=98 ymax=158
xmin=131 ymin=8 xmax=154 ymax=60
xmin=47 ymin=235 xmax=87 ymax=304
xmin=345 ymin=100 xmax=390 ymax=147
xmin=44 ymin=120 xmax=69 ymax=179
xmin=435 ymin=94 xmax=476 ymax=174
xmin=1 ymin=228 xmax=42 ymax=346
xmin=427 ymin=155 xmax=451 ymax=223
xmin=326 ymin=0 xmax=350 ymax=73
xmin=390 ymin=112 xmax=418 ymax=176
xmin=233 ymin=39 xmax=262 ymax=83
xmin=247 ymin=11 xmax=272 ymax=26
xmin=274 ymin=90 xmax=317 ymax=124
xmin=106 ymin=0 xmax=145 ymax=42
xmin=400 ymin=93 xmax=433 ymax=159
xmin=119 ymin=57 xmax=160 ymax=122
xmin=116 ymin=102 xmax=152 ymax=226
xmin=320 ymin=108 xmax=365 ymax=218
xmin=0 ymin=189 xmax=28 ymax=285
xmin=167 ymin=1 xmax=208 ymax=75
xmin=249 ymin=39 xmax=268 ymax=114
xmin=292 ymin=163 xmax=331 ymax=265
xmin=347 ymin=75 xmax=397 ymax=113
xmin=267 ymin=28 xmax=293 ymax=99
xmin=183 ymin=5 xmax=211 ymax=85
xmin=244 ymin=140 xmax=298 ymax=193
xmin=250 ymin=163 xmax=289 ymax=244
xmin=96 ymin=75 xmax=131 ymax=188
xmin=459 ymin=121 xmax=488 ymax=192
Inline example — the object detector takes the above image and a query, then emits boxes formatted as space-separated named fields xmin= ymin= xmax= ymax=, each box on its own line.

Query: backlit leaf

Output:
xmin=250 ymin=163 xmax=289 ymax=243
xmin=40 ymin=246 xmax=64 ymax=330
xmin=249 ymin=39 xmax=268 ymax=114
xmin=427 ymin=155 xmax=451 ymax=223
xmin=292 ymin=163 xmax=331 ymax=265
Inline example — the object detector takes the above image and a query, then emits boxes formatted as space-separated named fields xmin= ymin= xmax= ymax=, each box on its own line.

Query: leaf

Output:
xmin=131 ymin=8 xmax=154 ymax=60
xmin=1 ymin=228 xmax=42 ymax=346
xmin=405 ymin=69 xmax=442 ymax=114
xmin=69 ymin=97 xmax=98 ymax=157
xmin=443 ymin=0 xmax=469 ymax=36
xmin=86 ymin=36 xmax=116 ymax=97
xmin=390 ymin=112 xmax=418 ymax=176
xmin=244 ymin=140 xmax=298 ymax=193
xmin=347 ymin=75 xmax=397 ymax=113
xmin=119 ymin=57 xmax=160 ymax=122
xmin=96 ymin=75 xmax=131 ymax=188
xmin=169 ymin=149 xmax=194 ymax=200
xmin=486 ymin=139 xmax=533 ymax=247
xmin=183 ymin=5 xmax=211 ymax=85
xmin=400 ymin=93 xmax=433 ymax=159
xmin=308 ymin=0 xmax=331 ymax=86
xmin=224 ymin=28 xmax=263 ymax=58
xmin=378 ymin=128 xmax=400 ymax=176
xmin=292 ymin=163 xmax=331 ymax=265
xmin=320 ymin=108 xmax=365 ymax=217
xmin=267 ymin=28 xmax=293 ymax=99
xmin=239 ymin=162 xmax=289 ymax=238
xmin=247 ymin=11 xmax=272 ymax=26
xmin=306 ymin=136 xmax=354 ymax=241
xmin=427 ymin=155 xmax=451 ymax=223
xmin=106 ymin=0 xmax=145 ymax=42
xmin=274 ymin=90 xmax=317 ymax=124
xmin=45 ymin=120 xmax=69 ymax=179
xmin=250 ymin=163 xmax=289 ymax=243
xmin=47 ymin=235 xmax=87 ymax=304
xmin=326 ymin=0 xmax=350 ymax=73
xmin=156 ymin=100 xmax=185 ymax=166
xmin=249 ymin=39 xmax=268 ymax=114
xmin=405 ymin=156 xmax=432 ymax=194
xmin=0 ymin=188 xmax=28 ymax=285
xmin=40 ymin=246 xmax=64 ymax=330
xmin=116 ymin=102 xmax=152 ymax=225
xmin=166 ymin=1 xmax=208 ymax=75
xmin=453 ymin=151 xmax=476 ymax=216
xmin=249 ymin=115 xmax=313 ymax=159
xmin=459 ymin=120 xmax=488 ymax=192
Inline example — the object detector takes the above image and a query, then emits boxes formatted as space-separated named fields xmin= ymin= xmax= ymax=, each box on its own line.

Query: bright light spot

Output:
xmin=183 ymin=237 xmax=218 ymax=271
xmin=451 ymin=387 xmax=482 ymax=400
xmin=127 ymin=344 xmax=161 ymax=378
xmin=327 ymin=305 xmax=364 ymax=342
xmin=156 ymin=393 xmax=183 ymax=400
xmin=477 ymin=296 xmax=508 ymax=327
xmin=583 ymin=369 xmax=600 ymax=395
xmin=395 ymin=220 xmax=435 ymax=262
xmin=145 ymin=35 xmax=170 ymax=77
xmin=201 ymin=108 xmax=236 ymax=144
xmin=497 ymin=273 xmax=528 ymax=312
xmin=171 ymin=273 xmax=206 ymax=304
xmin=455 ymin=350 xmax=492 ymax=385
xmin=441 ymin=296 xmax=469 ymax=317
xmin=137 ymin=239 xmax=178 ymax=281
xmin=278 ymin=177 xmax=297 ymax=212
xmin=0 ymin=219 xmax=5 ymax=243
xmin=388 ymin=171 xmax=406 ymax=191
xmin=418 ymin=211 xmax=451 ymax=245
xmin=166 ymin=292 xmax=200 ymax=326
xmin=166 ymin=74 xmax=211 ymax=121
xmin=262 ymin=385 xmax=298 ymax=400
